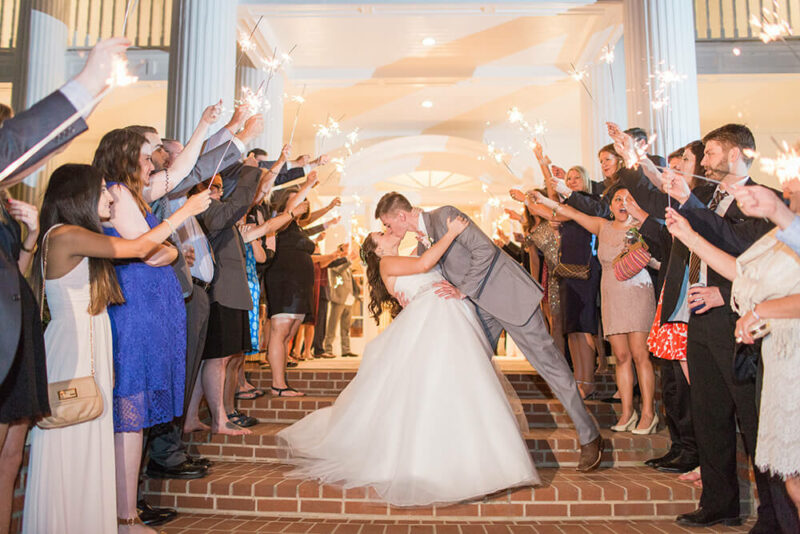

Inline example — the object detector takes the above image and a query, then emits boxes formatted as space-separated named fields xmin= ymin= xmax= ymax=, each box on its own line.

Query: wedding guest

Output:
xmin=265 ymin=186 xmax=325 ymax=395
xmin=530 ymin=151 xmax=603 ymax=398
xmin=0 ymin=37 xmax=130 ymax=534
xmin=532 ymin=187 xmax=658 ymax=434
xmin=557 ymin=145 xmax=624 ymax=219
xmin=608 ymin=132 xmax=706 ymax=476
xmin=642 ymin=124 xmax=779 ymax=530
xmin=667 ymin=189 xmax=800 ymax=532
xmin=93 ymin=128 xmax=197 ymax=530
xmin=22 ymin=164 xmax=209 ymax=534
xmin=624 ymin=126 xmax=666 ymax=167
xmin=324 ymin=243 xmax=360 ymax=357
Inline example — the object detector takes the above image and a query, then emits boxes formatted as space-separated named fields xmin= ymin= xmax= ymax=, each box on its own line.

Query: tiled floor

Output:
xmin=161 ymin=513 xmax=756 ymax=533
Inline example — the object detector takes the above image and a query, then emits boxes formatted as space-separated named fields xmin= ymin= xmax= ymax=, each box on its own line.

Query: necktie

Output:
xmin=687 ymin=189 xmax=727 ymax=284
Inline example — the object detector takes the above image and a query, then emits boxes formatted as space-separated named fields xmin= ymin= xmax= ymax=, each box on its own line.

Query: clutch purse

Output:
xmin=553 ymin=261 xmax=590 ymax=280
xmin=36 ymin=225 xmax=104 ymax=430
xmin=613 ymin=228 xmax=651 ymax=281
xmin=733 ymin=338 xmax=762 ymax=384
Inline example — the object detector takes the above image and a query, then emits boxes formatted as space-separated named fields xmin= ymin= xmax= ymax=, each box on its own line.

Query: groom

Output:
xmin=376 ymin=192 xmax=603 ymax=471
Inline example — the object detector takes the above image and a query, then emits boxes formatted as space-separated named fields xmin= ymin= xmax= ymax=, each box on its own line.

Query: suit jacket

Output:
xmin=419 ymin=206 xmax=542 ymax=327
xmin=197 ymin=166 xmax=260 ymax=310
xmin=328 ymin=260 xmax=356 ymax=305
xmin=161 ymin=142 xmax=243 ymax=201
xmin=565 ymin=190 xmax=611 ymax=219
xmin=0 ymin=90 xmax=88 ymax=384
xmin=0 ymin=89 xmax=88 ymax=176
xmin=677 ymin=178 xmax=776 ymax=307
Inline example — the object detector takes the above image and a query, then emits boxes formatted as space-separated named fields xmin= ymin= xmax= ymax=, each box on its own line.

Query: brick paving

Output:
xmin=160 ymin=513 xmax=756 ymax=533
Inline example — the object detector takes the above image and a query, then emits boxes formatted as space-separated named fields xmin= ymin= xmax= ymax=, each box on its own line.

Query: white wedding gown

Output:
xmin=23 ymin=258 xmax=117 ymax=534
xmin=278 ymin=267 xmax=539 ymax=506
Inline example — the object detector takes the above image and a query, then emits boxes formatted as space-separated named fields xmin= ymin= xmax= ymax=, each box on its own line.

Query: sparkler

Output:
xmin=0 ymin=57 xmax=139 ymax=183
xmin=599 ymin=44 xmax=616 ymax=95
xmin=236 ymin=17 xmax=264 ymax=66
xmin=749 ymin=1 xmax=800 ymax=62
xmin=487 ymin=143 xmax=518 ymax=178
xmin=569 ymin=62 xmax=594 ymax=103
xmin=745 ymin=143 xmax=800 ymax=184
xmin=287 ymin=84 xmax=306 ymax=146
xmin=121 ymin=0 xmax=139 ymax=35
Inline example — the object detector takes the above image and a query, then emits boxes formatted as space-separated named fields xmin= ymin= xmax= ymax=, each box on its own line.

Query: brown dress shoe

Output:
xmin=576 ymin=435 xmax=604 ymax=472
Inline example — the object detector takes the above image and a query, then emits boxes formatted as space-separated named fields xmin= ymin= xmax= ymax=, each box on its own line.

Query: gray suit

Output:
xmin=419 ymin=206 xmax=599 ymax=445
xmin=197 ymin=166 xmax=260 ymax=311
xmin=324 ymin=260 xmax=357 ymax=354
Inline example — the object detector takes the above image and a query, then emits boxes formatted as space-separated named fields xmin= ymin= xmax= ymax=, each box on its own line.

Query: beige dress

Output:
xmin=597 ymin=221 xmax=655 ymax=336
xmin=731 ymin=229 xmax=800 ymax=479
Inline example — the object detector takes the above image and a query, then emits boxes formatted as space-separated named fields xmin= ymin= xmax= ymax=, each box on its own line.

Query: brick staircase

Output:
xmin=138 ymin=366 xmax=756 ymax=529
xmin=13 ymin=365 xmax=757 ymax=532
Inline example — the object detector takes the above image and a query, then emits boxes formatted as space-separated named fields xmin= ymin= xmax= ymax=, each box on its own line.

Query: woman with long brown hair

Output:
xmin=22 ymin=164 xmax=209 ymax=534
xmin=93 ymin=128 xmax=199 ymax=532
xmin=278 ymin=213 xmax=541 ymax=506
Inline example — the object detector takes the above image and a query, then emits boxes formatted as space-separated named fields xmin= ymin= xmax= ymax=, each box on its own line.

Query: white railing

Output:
xmin=695 ymin=0 xmax=800 ymax=40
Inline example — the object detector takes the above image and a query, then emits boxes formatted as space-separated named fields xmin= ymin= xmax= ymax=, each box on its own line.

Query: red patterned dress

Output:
xmin=646 ymin=286 xmax=687 ymax=361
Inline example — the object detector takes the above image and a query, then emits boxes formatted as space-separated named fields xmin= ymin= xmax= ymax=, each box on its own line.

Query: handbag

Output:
xmin=553 ymin=260 xmax=590 ymax=280
xmin=733 ymin=338 xmax=762 ymax=384
xmin=613 ymin=227 xmax=651 ymax=281
xmin=36 ymin=226 xmax=104 ymax=430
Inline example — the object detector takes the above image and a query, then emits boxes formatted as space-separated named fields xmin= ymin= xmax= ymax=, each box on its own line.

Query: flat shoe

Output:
xmin=234 ymin=387 xmax=266 ymax=400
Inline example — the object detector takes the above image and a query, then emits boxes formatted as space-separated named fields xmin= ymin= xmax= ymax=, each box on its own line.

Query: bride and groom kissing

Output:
xmin=278 ymin=192 xmax=603 ymax=507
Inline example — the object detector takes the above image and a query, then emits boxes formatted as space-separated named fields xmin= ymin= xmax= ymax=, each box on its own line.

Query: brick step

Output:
xmin=160 ymin=513 xmax=755 ymax=533
xmin=143 ymin=462 xmax=708 ymax=522
xmin=245 ymin=367 xmax=618 ymax=399
xmin=234 ymin=396 xmax=626 ymax=429
xmin=185 ymin=424 xmax=670 ymax=468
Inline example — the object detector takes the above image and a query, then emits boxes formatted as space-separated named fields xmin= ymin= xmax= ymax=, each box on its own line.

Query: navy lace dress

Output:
xmin=103 ymin=183 xmax=186 ymax=432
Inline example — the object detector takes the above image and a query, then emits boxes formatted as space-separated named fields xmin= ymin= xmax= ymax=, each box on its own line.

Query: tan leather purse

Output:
xmin=36 ymin=225 xmax=103 ymax=430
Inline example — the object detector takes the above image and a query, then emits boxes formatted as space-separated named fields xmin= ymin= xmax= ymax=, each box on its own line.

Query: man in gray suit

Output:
xmin=375 ymin=192 xmax=603 ymax=472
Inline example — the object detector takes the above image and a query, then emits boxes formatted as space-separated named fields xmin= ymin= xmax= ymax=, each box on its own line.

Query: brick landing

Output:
xmin=161 ymin=513 xmax=755 ymax=533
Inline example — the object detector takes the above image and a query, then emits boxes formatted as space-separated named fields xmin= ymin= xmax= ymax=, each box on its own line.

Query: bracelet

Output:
xmin=751 ymin=305 xmax=762 ymax=321
xmin=21 ymin=241 xmax=36 ymax=253
xmin=164 ymin=218 xmax=176 ymax=234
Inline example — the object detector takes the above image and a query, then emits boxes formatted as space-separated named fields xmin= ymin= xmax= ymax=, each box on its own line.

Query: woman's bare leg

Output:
xmin=115 ymin=430 xmax=155 ymax=533
xmin=0 ymin=420 xmax=27 ymax=534
xmin=629 ymin=331 xmax=656 ymax=430
xmin=608 ymin=334 xmax=635 ymax=427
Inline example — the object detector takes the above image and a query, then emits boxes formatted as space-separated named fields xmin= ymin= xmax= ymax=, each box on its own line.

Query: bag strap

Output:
xmin=39 ymin=223 xmax=95 ymax=377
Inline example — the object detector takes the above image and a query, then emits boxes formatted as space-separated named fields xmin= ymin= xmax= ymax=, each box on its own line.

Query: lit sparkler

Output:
xmin=238 ymin=30 xmax=257 ymax=53
xmin=599 ymin=45 xmax=615 ymax=64
xmin=569 ymin=62 xmax=594 ymax=103
xmin=746 ymin=143 xmax=800 ymax=184
xmin=287 ymin=84 xmax=306 ymax=146
xmin=0 ymin=55 xmax=138 ymax=183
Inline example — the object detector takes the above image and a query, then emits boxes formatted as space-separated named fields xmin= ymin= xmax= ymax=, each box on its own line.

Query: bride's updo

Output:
xmin=361 ymin=233 xmax=402 ymax=324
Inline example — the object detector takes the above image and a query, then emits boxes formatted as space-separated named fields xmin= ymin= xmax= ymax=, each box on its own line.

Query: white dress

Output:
xmin=731 ymin=229 xmax=800 ymax=479
xmin=23 ymin=258 xmax=117 ymax=534
xmin=278 ymin=268 xmax=539 ymax=506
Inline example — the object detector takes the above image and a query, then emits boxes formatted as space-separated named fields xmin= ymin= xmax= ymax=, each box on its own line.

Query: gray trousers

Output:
xmin=323 ymin=302 xmax=351 ymax=354
xmin=475 ymin=303 xmax=599 ymax=446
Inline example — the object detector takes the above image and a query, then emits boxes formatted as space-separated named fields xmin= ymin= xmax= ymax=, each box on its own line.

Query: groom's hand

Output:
xmin=434 ymin=280 xmax=465 ymax=300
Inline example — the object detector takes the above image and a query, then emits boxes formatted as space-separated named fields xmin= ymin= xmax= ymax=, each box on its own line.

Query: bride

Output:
xmin=277 ymin=216 xmax=539 ymax=506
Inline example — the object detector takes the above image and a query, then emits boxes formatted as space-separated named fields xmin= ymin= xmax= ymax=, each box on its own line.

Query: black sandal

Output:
xmin=270 ymin=385 xmax=305 ymax=397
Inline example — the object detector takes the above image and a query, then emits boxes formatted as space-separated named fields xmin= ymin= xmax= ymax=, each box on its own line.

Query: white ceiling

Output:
xmin=236 ymin=1 xmax=623 ymax=200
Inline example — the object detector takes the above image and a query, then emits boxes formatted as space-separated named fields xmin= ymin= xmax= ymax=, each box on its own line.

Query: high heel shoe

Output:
xmin=610 ymin=411 xmax=639 ymax=432
xmin=632 ymin=413 xmax=659 ymax=435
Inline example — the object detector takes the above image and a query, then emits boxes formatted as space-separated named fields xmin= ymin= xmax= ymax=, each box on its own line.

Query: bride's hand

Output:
xmin=446 ymin=215 xmax=469 ymax=236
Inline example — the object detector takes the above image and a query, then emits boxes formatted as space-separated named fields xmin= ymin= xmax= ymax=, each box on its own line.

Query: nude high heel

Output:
xmin=632 ymin=413 xmax=659 ymax=435
xmin=610 ymin=411 xmax=639 ymax=432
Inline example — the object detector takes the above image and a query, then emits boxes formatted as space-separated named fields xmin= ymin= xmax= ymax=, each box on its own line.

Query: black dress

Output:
xmin=0 ymin=209 xmax=49 ymax=423
xmin=265 ymin=220 xmax=315 ymax=317
xmin=559 ymin=220 xmax=600 ymax=335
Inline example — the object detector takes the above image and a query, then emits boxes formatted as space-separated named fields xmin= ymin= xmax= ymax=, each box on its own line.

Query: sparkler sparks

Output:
xmin=599 ymin=45 xmax=615 ymax=64
xmin=107 ymin=56 xmax=138 ymax=87
xmin=746 ymin=143 xmax=800 ymax=184
xmin=750 ymin=1 xmax=793 ymax=43
xmin=238 ymin=30 xmax=256 ymax=53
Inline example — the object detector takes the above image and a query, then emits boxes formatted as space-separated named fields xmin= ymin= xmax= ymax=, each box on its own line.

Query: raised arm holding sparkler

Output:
xmin=142 ymin=101 xmax=223 ymax=203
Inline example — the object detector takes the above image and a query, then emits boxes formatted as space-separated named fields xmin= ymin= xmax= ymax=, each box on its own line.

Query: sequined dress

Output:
xmin=527 ymin=223 xmax=561 ymax=317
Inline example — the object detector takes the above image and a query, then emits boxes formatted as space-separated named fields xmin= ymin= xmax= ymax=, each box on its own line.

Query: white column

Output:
xmin=11 ymin=0 xmax=69 ymax=204
xmin=581 ymin=38 xmax=627 ymax=183
xmin=166 ymin=0 xmax=237 ymax=142
xmin=623 ymin=0 xmax=701 ymax=157
xmin=264 ymin=72 xmax=285 ymax=156
xmin=235 ymin=62 xmax=271 ymax=152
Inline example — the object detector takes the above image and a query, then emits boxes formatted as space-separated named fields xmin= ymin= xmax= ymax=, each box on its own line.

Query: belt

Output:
xmin=192 ymin=277 xmax=211 ymax=292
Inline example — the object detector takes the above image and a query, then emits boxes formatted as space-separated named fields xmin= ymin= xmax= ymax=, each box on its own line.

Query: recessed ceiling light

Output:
xmin=421 ymin=100 xmax=433 ymax=108
xmin=422 ymin=37 xmax=436 ymax=47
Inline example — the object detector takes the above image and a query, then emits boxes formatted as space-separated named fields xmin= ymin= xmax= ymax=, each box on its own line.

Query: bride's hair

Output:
xmin=361 ymin=233 xmax=402 ymax=324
